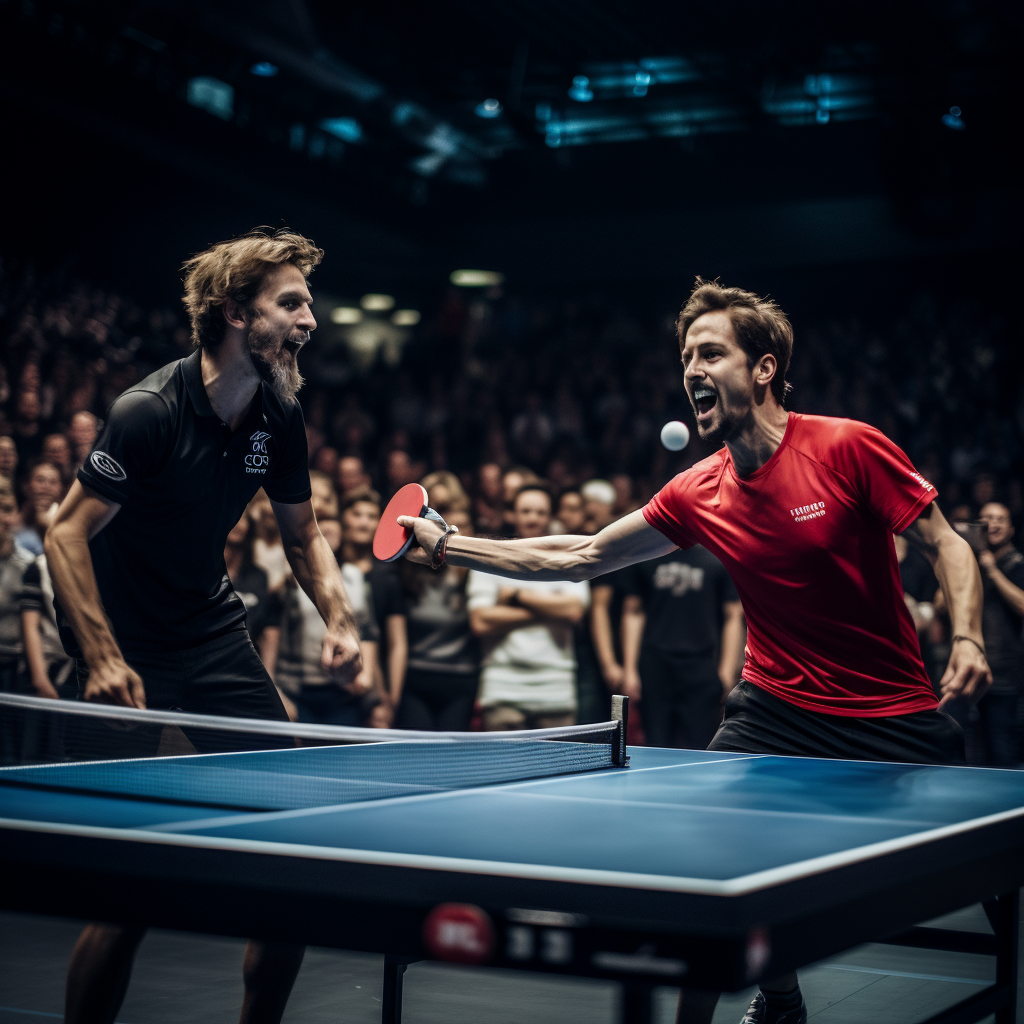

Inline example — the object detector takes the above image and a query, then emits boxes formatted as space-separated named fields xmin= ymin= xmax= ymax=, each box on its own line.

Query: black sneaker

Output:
xmin=740 ymin=991 xmax=808 ymax=1024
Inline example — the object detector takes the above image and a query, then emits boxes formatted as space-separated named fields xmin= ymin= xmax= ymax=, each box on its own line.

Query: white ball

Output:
xmin=660 ymin=420 xmax=690 ymax=451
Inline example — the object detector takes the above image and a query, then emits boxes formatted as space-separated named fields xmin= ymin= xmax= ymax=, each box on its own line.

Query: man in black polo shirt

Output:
xmin=620 ymin=545 xmax=745 ymax=749
xmin=45 ymin=226 xmax=362 ymax=1024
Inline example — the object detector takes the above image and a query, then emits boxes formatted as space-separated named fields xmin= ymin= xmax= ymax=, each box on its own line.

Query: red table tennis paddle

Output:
xmin=373 ymin=482 xmax=454 ymax=562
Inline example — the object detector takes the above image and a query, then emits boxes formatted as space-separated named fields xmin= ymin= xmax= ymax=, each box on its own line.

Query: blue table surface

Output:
xmin=3 ymin=746 xmax=1024 ymax=889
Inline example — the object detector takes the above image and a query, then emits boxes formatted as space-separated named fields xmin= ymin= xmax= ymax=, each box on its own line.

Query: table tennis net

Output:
xmin=0 ymin=693 xmax=625 ymax=812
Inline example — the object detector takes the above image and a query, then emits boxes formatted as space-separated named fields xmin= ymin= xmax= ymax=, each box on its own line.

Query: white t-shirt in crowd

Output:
xmin=465 ymin=571 xmax=590 ymax=713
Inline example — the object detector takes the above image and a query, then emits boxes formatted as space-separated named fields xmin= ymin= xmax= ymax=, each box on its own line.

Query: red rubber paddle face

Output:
xmin=373 ymin=482 xmax=428 ymax=561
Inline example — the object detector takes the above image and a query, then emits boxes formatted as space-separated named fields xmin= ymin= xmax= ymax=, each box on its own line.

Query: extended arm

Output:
xmin=718 ymin=600 xmax=745 ymax=693
xmin=44 ymin=481 xmax=146 ymax=707
xmin=401 ymin=508 xmax=676 ymax=582
xmin=271 ymin=498 xmax=362 ymax=684
xmin=901 ymin=501 xmax=991 ymax=706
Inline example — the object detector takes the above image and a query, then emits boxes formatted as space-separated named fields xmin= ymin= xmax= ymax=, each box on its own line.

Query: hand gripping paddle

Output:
xmin=373 ymin=482 xmax=454 ymax=562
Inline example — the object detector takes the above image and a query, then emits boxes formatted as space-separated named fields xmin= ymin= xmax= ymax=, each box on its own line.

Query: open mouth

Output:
xmin=692 ymin=385 xmax=718 ymax=419
xmin=283 ymin=339 xmax=303 ymax=356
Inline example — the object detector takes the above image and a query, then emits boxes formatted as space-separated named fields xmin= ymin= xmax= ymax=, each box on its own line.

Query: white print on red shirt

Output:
xmin=789 ymin=501 xmax=826 ymax=522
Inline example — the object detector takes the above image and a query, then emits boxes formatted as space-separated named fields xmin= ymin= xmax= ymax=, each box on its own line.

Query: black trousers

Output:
xmin=709 ymin=680 xmax=965 ymax=765
xmin=395 ymin=668 xmax=478 ymax=732
xmin=72 ymin=629 xmax=289 ymax=759
xmin=639 ymin=648 xmax=722 ymax=750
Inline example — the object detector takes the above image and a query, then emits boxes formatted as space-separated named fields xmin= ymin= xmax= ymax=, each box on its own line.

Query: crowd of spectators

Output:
xmin=1 ymin=253 xmax=1022 ymax=764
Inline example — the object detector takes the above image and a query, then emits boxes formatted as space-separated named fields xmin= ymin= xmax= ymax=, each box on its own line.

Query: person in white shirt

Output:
xmin=467 ymin=484 xmax=589 ymax=729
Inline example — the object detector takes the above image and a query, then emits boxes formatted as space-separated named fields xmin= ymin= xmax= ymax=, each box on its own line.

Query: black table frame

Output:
xmin=2 ymin=808 xmax=1021 ymax=1024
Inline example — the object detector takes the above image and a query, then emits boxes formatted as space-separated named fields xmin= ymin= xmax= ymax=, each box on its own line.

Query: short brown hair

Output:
xmin=341 ymin=488 xmax=382 ymax=514
xmin=676 ymin=278 xmax=793 ymax=404
xmin=514 ymin=483 xmax=553 ymax=510
xmin=181 ymin=226 xmax=323 ymax=350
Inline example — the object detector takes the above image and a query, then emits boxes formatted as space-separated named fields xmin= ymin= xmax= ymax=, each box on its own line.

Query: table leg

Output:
xmin=381 ymin=954 xmax=408 ymax=1024
xmin=993 ymin=891 xmax=1019 ymax=1024
xmin=619 ymin=983 xmax=654 ymax=1024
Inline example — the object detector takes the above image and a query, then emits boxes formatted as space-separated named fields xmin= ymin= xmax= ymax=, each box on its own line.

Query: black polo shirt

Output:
xmin=59 ymin=349 xmax=311 ymax=654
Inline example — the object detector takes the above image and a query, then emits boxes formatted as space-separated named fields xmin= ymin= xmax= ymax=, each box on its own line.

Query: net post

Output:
xmin=610 ymin=694 xmax=630 ymax=767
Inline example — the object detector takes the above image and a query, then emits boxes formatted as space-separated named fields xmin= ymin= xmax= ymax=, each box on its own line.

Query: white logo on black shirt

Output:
xmin=90 ymin=451 xmax=127 ymax=482
xmin=246 ymin=431 xmax=272 ymax=474
xmin=652 ymin=563 xmax=705 ymax=596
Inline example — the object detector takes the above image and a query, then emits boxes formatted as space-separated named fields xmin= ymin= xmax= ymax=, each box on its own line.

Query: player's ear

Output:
xmin=755 ymin=354 xmax=776 ymax=388
xmin=223 ymin=298 xmax=247 ymax=330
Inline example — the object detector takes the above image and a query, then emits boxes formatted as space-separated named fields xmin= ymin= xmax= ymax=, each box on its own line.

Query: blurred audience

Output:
xmin=14 ymin=459 xmax=63 ymax=556
xmin=467 ymin=485 xmax=589 ymax=730
xmin=973 ymin=503 xmax=1024 ymax=766
xmin=2 ymin=255 xmax=1022 ymax=756
xmin=0 ymin=480 xmax=34 ymax=759
xmin=223 ymin=510 xmax=278 ymax=664
xmin=396 ymin=507 xmax=480 ymax=731
xmin=338 ymin=490 xmax=406 ymax=724
xmin=620 ymin=547 xmax=745 ymax=749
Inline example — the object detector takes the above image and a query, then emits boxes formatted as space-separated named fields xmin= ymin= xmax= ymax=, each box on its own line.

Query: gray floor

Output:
xmin=0 ymin=902 xmax=1020 ymax=1023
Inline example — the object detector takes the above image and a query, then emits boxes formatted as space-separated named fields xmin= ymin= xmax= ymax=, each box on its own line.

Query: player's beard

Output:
xmin=695 ymin=394 xmax=752 ymax=445
xmin=247 ymin=318 xmax=304 ymax=401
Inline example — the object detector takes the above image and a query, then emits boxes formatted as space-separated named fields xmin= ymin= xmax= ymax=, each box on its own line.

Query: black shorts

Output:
xmin=709 ymin=681 xmax=965 ymax=766
xmin=74 ymin=629 xmax=288 ymax=758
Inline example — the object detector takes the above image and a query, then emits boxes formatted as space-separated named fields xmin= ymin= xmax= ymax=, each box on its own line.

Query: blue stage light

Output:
xmin=187 ymin=77 xmax=233 ymax=121
xmin=250 ymin=62 xmax=278 ymax=77
xmin=320 ymin=118 xmax=363 ymax=142
xmin=942 ymin=106 xmax=965 ymax=130
xmin=568 ymin=76 xmax=593 ymax=102
xmin=475 ymin=98 xmax=503 ymax=118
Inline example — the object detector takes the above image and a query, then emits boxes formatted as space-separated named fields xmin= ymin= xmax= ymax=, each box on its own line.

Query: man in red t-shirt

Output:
xmin=400 ymin=279 xmax=990 ymax=1024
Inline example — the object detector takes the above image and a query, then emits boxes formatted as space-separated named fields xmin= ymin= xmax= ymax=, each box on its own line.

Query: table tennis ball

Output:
xmin=660 ymin=420 xmax=690 ymax=451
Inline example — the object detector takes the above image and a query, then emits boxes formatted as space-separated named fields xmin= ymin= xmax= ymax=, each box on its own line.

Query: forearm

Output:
xmin=360 ymin=641 xmax=379 ymax=687
xmin=470 ymin=605 xmax=537 ymax=637
xmin=44 ymin=523 xmax=122 ymax=667
xmin=446 ymin=532 xmax=596 ymax=581
xmin=285 ymin=531 xmax=357 ymax=632
xmin=514 ymin=589 xmax=584 ymax=624
xmin=987 ymin=568 xmax=1024 ymax=617
xmin=386 ymin=618 xmax=407 ymax=702
xmin=933 ymin=535 xmax=984 ymax=643
xmin=621 ymin=608 xmax=645 ymax=676
xmin=590 ymin=593 xmax=619 ymax=672
xmin=21 ymin=610 xmax=56 ymax=695
xmin=258 ymin=626 xmax=280 ymax=679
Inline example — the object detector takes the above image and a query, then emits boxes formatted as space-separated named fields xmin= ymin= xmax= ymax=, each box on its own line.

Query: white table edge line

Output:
xmin=2 ymin=804 xmax=1023 ymax=895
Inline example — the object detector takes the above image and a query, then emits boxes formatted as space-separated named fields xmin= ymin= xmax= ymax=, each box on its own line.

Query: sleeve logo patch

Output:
xmin=90 ymin=451 xmax=127 ymax=482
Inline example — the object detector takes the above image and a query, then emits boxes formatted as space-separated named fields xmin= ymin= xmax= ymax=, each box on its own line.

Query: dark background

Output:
xmin=2 ymin=0 xmax=1020 ymax=306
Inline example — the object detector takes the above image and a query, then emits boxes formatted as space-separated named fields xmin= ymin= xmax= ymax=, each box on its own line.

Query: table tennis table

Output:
xmin=2 ymin=701 xmax=1023 ymax=1024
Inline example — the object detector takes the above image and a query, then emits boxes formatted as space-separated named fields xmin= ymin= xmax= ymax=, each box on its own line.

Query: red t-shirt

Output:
xmin=642 ymin=413 xmax=938 ymax=717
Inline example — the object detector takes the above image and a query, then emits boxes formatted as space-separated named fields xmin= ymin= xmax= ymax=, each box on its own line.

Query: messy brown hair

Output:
xmin=676 ymin=278 xmax=793 ymax=404
xmin=181 ymin=226 xmax=323 ymax=350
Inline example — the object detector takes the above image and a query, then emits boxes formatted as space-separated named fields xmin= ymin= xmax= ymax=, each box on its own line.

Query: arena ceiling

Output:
xmin=1 ymin=0 xmax=1019 ymax=286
